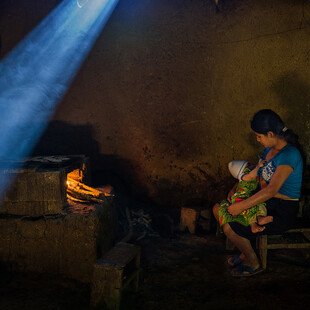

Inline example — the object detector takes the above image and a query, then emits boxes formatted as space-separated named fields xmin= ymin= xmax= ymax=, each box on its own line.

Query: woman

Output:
xmin=213 ymin=109 xmax=304 ymax=276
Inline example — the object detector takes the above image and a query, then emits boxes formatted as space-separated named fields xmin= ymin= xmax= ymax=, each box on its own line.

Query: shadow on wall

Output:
xmin=271 ymin=72 xmax=310 ymax=160
xmin=32 ymin=120 xmax=148 ymax=199
xmin=32 ymin=121 xmax=232 ymax=208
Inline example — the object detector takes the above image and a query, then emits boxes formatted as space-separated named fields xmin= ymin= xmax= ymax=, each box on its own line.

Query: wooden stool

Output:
xmin=257 ymin=228 xmax=310 ymax=269
xmin=90 ymin=242 xmax=141 ymax=310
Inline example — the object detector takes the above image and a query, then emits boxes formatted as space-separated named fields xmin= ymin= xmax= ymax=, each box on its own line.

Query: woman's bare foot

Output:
xmin=251 ymin=222 xmax=265 ymax=233
xmin=257 ymin=215 xmax=273 ymax=226
xmin=238 ymin=253 xmax=261 ymax=274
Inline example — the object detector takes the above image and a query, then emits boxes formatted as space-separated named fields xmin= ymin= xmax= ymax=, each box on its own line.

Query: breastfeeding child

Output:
xmin=218 ymin=160 xmax=273 ymax=233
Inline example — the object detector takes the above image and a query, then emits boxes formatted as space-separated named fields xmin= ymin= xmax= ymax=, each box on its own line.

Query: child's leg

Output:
xmin=250 ymin=222 xmax=266 ymax=233
xmin=257 ymin=215 xmax=273 ymax=225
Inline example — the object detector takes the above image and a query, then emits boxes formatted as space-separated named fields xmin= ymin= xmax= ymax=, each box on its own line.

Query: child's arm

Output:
xmin=241 ymin=166 xmax=259 ymax=181
xmin=241 ymin=159 xmax=265 ymax=181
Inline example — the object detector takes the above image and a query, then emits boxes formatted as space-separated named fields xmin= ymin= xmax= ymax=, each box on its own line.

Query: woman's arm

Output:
xmin=227 ymin=165 xmax=293 ymax=216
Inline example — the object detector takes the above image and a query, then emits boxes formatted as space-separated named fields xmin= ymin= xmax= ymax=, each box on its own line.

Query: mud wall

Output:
xmin=1 ymin=0 xmax=309 ymax=206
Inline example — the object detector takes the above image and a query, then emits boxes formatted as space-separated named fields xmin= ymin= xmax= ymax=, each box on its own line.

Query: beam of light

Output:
xmin=0 ymin=0 xmax=119 ymax=199
xmin=77 ymin=0 xmax=90 ymax=8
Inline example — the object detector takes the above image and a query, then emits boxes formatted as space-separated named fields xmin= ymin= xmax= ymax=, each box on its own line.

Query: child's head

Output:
xmin=228 ymin=160 xmax=248 ymax=181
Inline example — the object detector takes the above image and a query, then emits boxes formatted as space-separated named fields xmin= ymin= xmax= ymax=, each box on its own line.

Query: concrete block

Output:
xmin=91 ymin=242 xmax=140 ymax=310
xmin=1 ymin=170 xmax=67 ymax=216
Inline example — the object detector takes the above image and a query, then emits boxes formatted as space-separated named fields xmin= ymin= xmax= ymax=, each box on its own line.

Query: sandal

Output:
xmin=231 ymin=263 xmax=264 ymax=277
xmin=227 ymin=255 xmax=243 ymax=268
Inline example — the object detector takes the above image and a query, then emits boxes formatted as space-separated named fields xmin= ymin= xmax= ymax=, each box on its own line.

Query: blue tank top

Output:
xmin=258 ymin=144 xmax=303 ymax=199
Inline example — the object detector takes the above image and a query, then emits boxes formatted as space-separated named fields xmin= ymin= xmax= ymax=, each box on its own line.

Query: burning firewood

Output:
xmin=66 ymin=177 xmax=112 ymax=204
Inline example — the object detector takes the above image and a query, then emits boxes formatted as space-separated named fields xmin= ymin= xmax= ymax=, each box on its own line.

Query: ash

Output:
xmin=131 ymin=209 xmax=159 ymax=240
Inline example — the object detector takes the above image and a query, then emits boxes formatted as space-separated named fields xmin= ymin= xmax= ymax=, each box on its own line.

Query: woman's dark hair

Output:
xmin=251 ymin=109 xmax=299 ymax=146
xmin=251 ymin=109 xmax=306 ymax=163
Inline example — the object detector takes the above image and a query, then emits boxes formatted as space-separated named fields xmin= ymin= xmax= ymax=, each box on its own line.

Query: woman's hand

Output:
xmin=257 ymin=158 xmax=266 ymax=168
xmin=227 ymin=202 xmax=245 ymax=216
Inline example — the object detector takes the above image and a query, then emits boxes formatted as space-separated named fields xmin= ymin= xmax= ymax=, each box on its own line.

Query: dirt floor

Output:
xmin=1 ymin=232 xmax=310 ymax=310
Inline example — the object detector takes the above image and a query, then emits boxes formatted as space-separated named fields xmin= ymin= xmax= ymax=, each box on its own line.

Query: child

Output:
xmin=218 ymin=160 xmax=273 ymax=233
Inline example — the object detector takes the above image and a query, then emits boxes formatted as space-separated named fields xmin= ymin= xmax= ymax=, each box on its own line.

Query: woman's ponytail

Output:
xmin=280 ymin=128 xmax=300 ymax=148
xmin=281 ymin=129 xmax=306 ymax=165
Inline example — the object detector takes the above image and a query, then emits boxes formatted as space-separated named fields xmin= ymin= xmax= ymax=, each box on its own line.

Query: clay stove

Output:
xmin=0 ymin=155 xmax=110 ymax=216
xmin=0 ymin=155 xmax=117 ymax=283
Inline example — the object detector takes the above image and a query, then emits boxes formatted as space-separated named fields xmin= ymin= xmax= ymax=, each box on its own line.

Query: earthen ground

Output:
xmin=1 ymin=233 xmax=310 ymax=309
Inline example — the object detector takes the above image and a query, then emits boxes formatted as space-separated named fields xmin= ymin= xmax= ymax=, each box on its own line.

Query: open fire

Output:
xmin=66 ymin=168 xmax=114 ymax=216
xmin=67 ymin=169 xmax=109 ymax=204
xmin=0 ymin=155 xmax=113 ymax=216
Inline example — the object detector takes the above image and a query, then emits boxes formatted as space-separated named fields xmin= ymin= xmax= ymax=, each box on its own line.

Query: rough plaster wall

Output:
xmin=1 ymin=0 xmax=309 ymax=206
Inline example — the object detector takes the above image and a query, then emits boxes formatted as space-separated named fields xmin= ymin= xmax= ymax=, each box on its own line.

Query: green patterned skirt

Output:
xmin=218 ymin=178 xmax=266 ymax=227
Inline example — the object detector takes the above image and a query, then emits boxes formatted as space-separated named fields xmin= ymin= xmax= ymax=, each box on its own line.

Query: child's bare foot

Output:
xmin=257 ymin=215 xmax=273 ymax=226
xmin=251 ymin=222 xmax=265 ymax=233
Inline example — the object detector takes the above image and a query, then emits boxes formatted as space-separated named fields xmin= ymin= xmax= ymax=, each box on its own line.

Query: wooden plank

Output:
xmin=267 ymin=243 xmax=310 ymax=250
xmin=287 ymin=228 xmax=310 ymax=234
xmin=258 ymin=235 xmax=268 ymax=269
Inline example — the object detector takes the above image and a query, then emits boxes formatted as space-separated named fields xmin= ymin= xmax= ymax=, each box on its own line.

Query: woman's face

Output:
xmin=254 ymin=131 xmax=275 ymax=148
